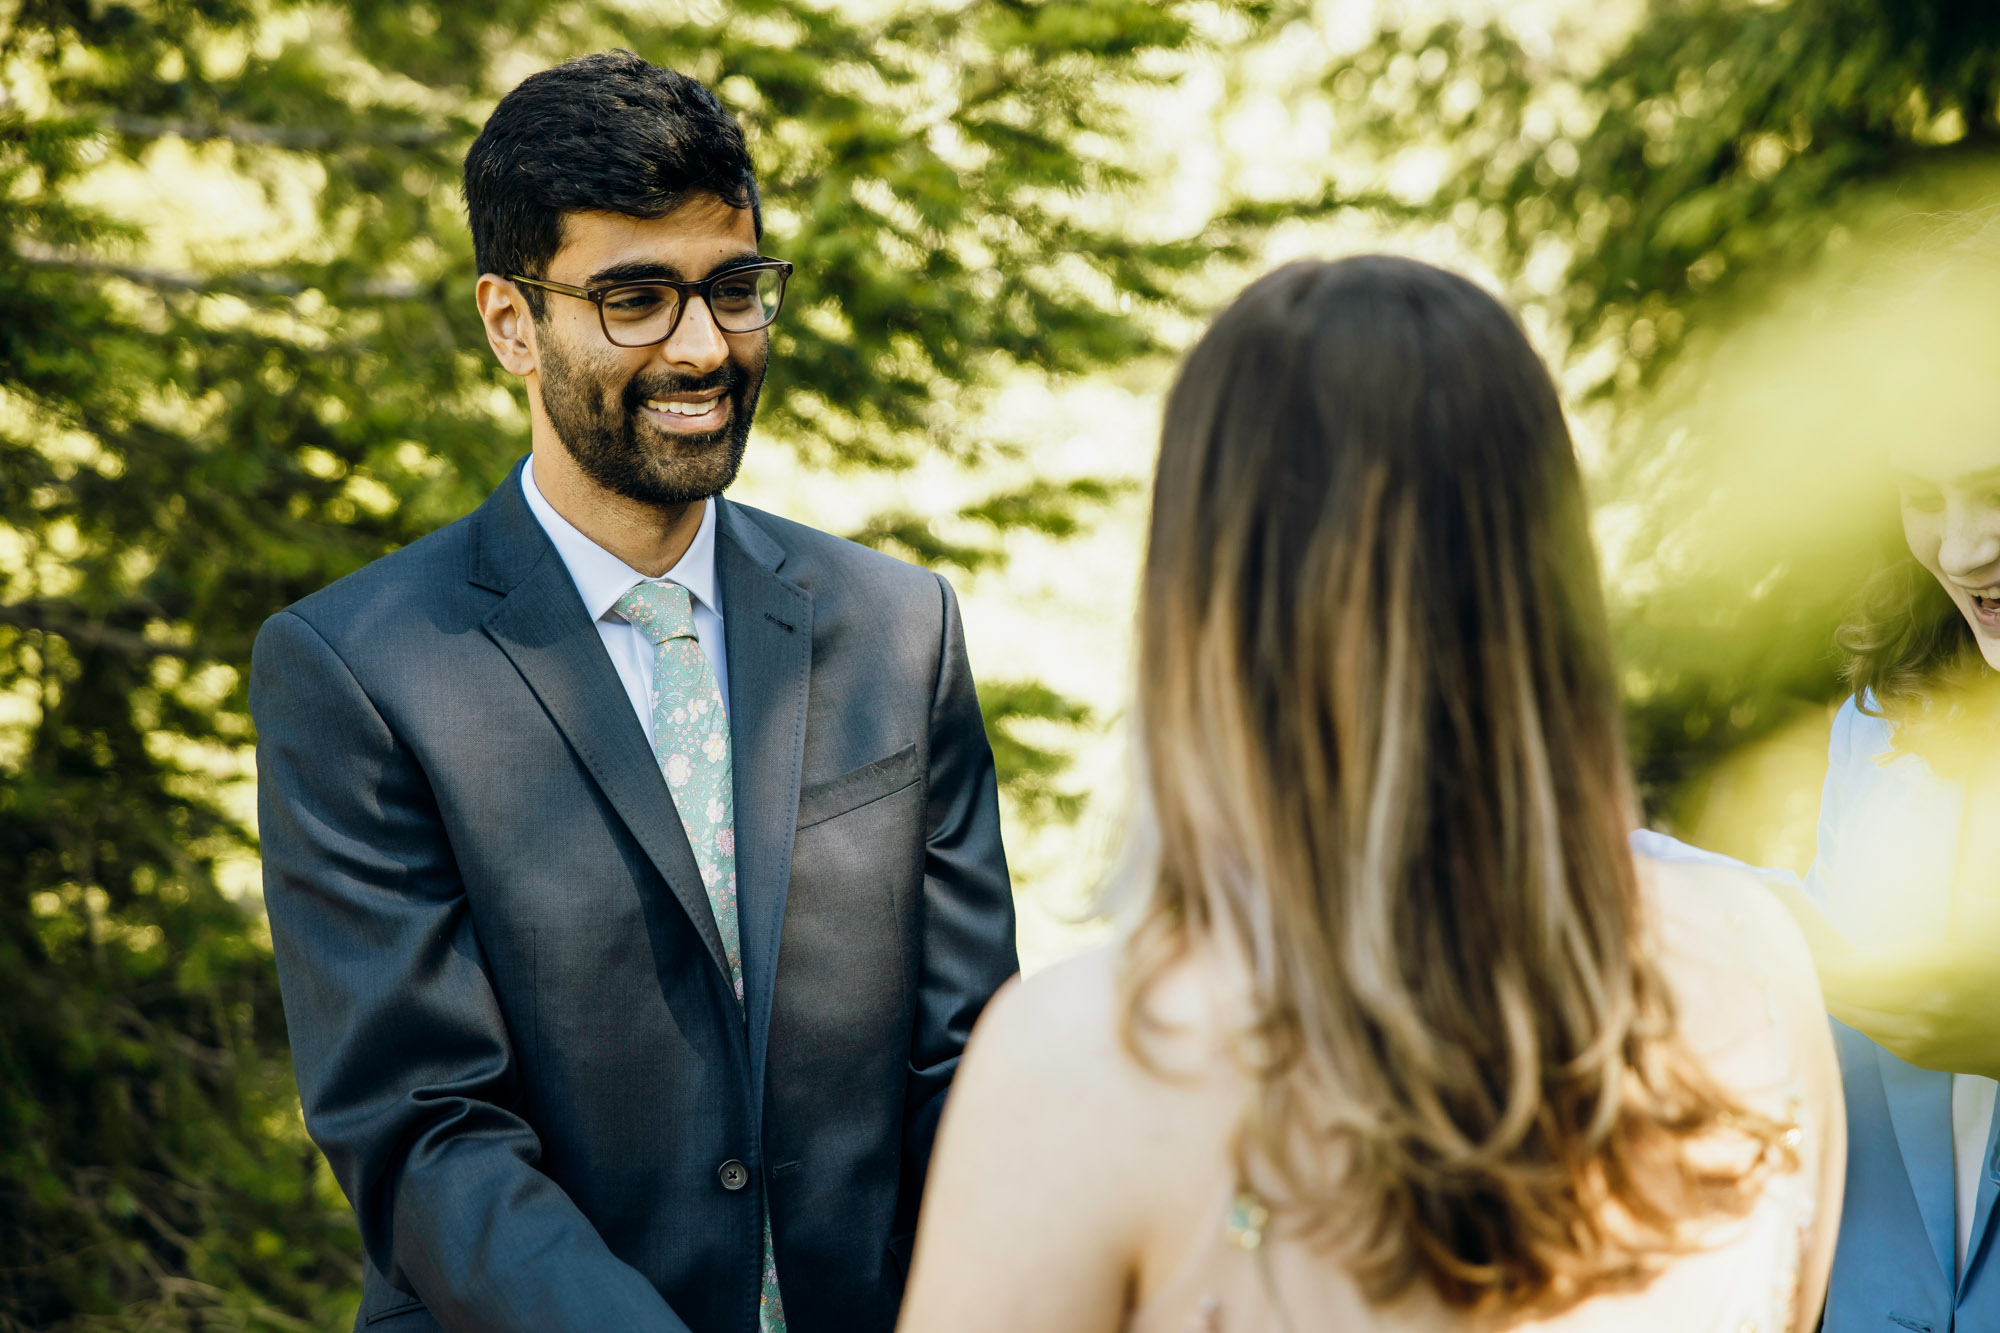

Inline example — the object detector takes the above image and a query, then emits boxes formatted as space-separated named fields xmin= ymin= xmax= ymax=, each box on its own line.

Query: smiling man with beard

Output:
xmin=248 ymin=51 xmax=1017 ymax=1333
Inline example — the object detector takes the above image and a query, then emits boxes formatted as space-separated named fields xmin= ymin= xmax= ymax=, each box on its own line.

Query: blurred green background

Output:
xmin=5 ymin=0 xmax=1999 ymax=1326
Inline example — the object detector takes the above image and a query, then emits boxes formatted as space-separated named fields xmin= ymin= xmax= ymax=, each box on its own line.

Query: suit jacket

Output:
xmin=251 ymin=462 xmax=1018 ymax=1333
xmin=1824 ymin=1027 xmax=2000 ymax=1332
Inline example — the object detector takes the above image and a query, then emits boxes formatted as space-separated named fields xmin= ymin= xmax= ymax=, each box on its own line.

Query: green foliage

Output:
xmin=1328 ymin=0 xmax=2000 ymax=394
xmin=974 ymin=678 xmax=1096 ymax=824
xmin=0 ymin=0 xmax=1289 ymax=1324
xmin=1320 ymin=0 xmax=2000 ymax=806
xmin=850 ymin=476 xmax=1133 ymax=571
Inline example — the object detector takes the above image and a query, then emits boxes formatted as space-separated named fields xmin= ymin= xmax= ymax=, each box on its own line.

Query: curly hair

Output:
xmin=1839 ymin=554 xmax=1980 ymax=714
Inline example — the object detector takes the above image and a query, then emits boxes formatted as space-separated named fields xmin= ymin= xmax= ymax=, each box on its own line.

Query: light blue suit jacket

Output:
xmin=1805 ymin=697 xmax=2000 ymax=1332
xmin=1823 ymin=1021 xmax=2000 ymax=1332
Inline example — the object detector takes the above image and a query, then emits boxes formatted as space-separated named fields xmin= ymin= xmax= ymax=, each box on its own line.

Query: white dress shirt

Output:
xmin=520 ymin=456 xmax=728 ymax=743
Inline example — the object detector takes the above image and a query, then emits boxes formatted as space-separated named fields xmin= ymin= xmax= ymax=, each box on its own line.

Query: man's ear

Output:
xmin=475 ymin=274 xmax=539 ymax=377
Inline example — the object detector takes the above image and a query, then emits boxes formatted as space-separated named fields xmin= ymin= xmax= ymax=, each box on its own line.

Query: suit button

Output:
xmin=718 ymin=1159 xmax=750 ymax=1192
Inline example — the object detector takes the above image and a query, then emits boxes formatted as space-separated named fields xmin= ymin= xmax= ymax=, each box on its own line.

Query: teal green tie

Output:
xmin=614 ymin=580 xmax=786 ymax=1333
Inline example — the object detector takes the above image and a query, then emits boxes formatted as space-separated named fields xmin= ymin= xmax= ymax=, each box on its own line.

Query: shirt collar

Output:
xmin=520 ymin=455 xmax=723 ymax=626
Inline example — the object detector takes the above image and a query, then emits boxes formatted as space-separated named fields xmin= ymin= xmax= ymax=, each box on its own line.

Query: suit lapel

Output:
xmin=715 ymin=499 xmax=812 ymax=1104
xmin=471 ymin=463 xmax=733 ymax=987
xmin=1960 ymin=1083 xmax=2000 ymax=1294
xmin=1879 ymin=1042 xmax=1958 ymax=1287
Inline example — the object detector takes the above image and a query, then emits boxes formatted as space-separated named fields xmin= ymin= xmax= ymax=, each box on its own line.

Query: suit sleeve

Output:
xmin=896 ymin=574 xmax=1019 ymax=1241
xmin=251 ymin=610 xmax=690 ymax=1333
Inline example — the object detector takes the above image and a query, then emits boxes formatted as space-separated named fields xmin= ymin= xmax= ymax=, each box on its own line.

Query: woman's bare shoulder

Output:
xmin=975 ymin=945 xmax=1118 ymax=1037
xmin=909 ymin=943 xmax=1240 ymax=1320
xmin=959 ymin=947 xmax=1120 ymax=1094
xmin=1634 ymin=852 xmax=1835 ymax=1110
xmin=1638 ymin=855 xmax=1807 ymax=971
xmin=965 ymin=943 xmax=1234 ymax=1115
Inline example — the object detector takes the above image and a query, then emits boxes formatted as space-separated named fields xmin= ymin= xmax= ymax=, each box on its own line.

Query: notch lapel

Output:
xmin=471 ymin=464 xmax=733 ymax=988
xmin=1879 ymin=1043 xmax=1958 ymax=1288
xmin=715 ymin=500 xmax=812 ymax=1106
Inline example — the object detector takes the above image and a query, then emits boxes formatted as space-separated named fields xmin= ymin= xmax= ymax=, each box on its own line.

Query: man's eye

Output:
xmin=712 ymin=280 xmax=757 ymax=306
xmin=605 ymin=288 xmax=670 ymax=315
xmin=1902 ymin=487 xmax=1945 ymax=512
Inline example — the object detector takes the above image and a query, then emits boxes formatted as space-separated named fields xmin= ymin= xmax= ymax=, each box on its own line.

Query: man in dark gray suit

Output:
xmin=250 ymin=52 xmax=1017 ymax=1333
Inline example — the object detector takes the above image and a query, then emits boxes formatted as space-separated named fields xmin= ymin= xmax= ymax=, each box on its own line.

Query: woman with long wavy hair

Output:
xmin=896 ymin=256 xmax=1843 ymax=1332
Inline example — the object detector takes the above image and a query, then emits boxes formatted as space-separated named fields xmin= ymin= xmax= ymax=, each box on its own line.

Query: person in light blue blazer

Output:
xmin=1799 ymin=686 xmax=2000 ymax=1333
xmin=1654 ymin=228 xmax=2000 ymax=1330
xmin=1666 ymin=430 xmax=2000 ymax=1332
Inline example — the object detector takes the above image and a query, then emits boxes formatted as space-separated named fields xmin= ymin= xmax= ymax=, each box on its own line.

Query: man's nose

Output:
xmin=657 ymin=294 xmax=730 ymax=375
xmin=1938 ymin=499 xmax=2000 ymax=582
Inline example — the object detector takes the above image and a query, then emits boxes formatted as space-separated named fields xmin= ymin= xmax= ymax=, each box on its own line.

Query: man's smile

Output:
xmin=640 ymin=391 xmax=729 ymax=433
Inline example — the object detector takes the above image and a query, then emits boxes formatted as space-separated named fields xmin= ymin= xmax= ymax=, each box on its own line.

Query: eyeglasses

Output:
xmin=508 ymin=260 xmax=793 ymax=348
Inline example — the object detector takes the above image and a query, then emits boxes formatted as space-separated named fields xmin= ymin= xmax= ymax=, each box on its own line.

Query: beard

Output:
xmin=538 ymin=327 xmax=764 ymax=507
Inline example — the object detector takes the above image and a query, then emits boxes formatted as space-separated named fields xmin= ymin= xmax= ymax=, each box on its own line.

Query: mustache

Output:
xmin=623 ymin=365 xmax=747 ymax=410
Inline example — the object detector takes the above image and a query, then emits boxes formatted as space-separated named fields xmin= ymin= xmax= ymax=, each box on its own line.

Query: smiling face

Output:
xmin=527 ymin=195 xmax=769 ymax=507
xmin=1900 ymin=454 xmax=2000 ymax=671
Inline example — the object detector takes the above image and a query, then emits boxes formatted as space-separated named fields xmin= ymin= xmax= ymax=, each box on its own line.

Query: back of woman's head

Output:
xmin=1125 ymin=255 xmax=1785 ymax=1313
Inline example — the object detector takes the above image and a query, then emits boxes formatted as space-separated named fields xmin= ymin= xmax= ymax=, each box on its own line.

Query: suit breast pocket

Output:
xmin=774 ymin=743 xmax=926 ymax=1086
xmin=795 ymin=742 xmax=920 ymax=830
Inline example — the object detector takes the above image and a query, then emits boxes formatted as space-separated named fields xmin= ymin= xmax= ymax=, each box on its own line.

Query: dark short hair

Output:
xmin=463 ymin=51 xmax=762 ymax=311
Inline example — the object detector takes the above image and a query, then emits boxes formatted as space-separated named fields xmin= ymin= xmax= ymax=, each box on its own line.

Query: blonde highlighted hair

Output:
xmin=1121 ymin=256 xmax=1788 ymax=1314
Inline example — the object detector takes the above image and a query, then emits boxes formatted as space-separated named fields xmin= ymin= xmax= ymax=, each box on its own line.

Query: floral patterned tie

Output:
xmin=613 ymin=580 xmax=786 ymax=1333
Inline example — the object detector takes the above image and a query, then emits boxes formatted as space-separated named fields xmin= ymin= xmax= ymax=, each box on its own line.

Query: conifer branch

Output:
xmin=0 ymin=602 xmax=203 ymax=660
xmin=98 ymin=113 xmax=453 ymax=150
xmin=13 ymin=242 xmax=423 ymax=299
